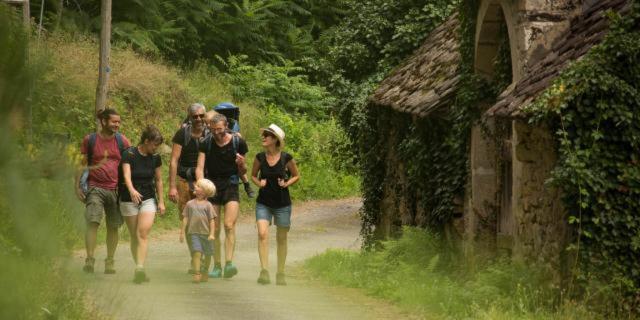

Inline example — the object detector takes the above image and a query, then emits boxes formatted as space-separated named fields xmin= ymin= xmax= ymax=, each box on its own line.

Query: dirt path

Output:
xmin=74 ymin=198 xmax=409 ymax=320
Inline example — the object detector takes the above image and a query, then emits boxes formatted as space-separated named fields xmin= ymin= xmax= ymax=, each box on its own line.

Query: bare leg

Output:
xmin=106 ymin=226 xmax=119 ymax=260
xmin=223 ymin=201 xmax=239 ymax=262
xmin=123 ymin=216 xmax=139 ymax=264
xmin=212 ymin=206 xmax=222 ymax=265
xmin=257 ymin=220 xmax=270 ymax=270
xmin=203 ymin=255 xmax=212 ymax=271
xmin=85 ymin=222 xmax=99 ymax=258
xmin=136 ymin=212 xmax=156 ymax=267
xmin=276 ymin=227 xmax=289 ymax=274
xmin=192 ymin=252 xmax=202 ymax=274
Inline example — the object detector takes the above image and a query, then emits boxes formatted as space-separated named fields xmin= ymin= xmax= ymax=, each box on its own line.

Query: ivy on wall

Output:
xmin=358 ymin=0 xmax=508 ymax=247
xmin=525 ymin=3 xmax=640 ymax=312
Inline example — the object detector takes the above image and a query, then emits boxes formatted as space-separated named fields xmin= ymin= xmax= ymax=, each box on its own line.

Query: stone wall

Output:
xmin=511 ymin=120 xmax=567 ymax=278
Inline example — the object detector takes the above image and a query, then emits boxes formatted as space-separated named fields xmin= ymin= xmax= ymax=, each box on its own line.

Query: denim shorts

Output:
xmin=190 ymin=234 xmax=214 ymax=256
xmin=255 ymin=203 xmax=292 ymax=227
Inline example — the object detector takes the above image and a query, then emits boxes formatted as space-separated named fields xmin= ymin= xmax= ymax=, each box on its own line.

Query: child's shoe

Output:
xmin=223 ymin=262 xmax=238 ymax=278
xmin=104 ymin=258 xmax=116 ymax=274
xmin=209 ymin=265 xmax=222 ymax=278
xmin=257 ymin=269 xmax=270 ymax=285
xmin=244 ymin=182 xmax=255 ymax=198
xmin=192 ymin=273 xmax=201 ymax=283
xmin=200 ymin=272 xmax=209 ymax=283
xmin=83 ymin=257 xmax=95 ymax=273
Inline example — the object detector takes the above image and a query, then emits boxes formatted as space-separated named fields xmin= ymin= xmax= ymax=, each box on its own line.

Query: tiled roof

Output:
xmin=369 ymin=14 xmax=461 ymax=118
xmin=487 ymin=0 xmax=631 ymax=118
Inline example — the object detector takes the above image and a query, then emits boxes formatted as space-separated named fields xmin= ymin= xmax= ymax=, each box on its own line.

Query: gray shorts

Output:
xmin=85 ymin=187 xmax=123 ymax=228
xmin=120 ymin=198 xmax=157 ymax=217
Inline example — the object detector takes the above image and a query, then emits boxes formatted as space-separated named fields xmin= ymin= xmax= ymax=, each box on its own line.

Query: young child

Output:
xmin=180 ymin=179 xmax=217 ymax=283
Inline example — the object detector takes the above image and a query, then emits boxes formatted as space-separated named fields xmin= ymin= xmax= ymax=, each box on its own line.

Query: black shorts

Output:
xmin=209 ymin=184 xmax=239 ymax=205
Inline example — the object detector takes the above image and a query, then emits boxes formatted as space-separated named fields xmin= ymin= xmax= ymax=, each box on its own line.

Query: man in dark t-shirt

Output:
xmin=169 ymin=103 xmax=208 ymax=274
xmin=196 ymin=113 xmax=248 ymax=279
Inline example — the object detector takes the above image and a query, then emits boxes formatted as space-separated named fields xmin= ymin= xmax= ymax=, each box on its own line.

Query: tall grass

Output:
xmin=0 ymin=5 xmax=103 ymax=318
xmin=305 ymin=227 xmax=600 ymax=319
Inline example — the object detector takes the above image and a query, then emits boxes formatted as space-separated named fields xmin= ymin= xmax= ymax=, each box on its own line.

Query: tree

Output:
xmin=94 ymin=0 xmax=110 ymax=128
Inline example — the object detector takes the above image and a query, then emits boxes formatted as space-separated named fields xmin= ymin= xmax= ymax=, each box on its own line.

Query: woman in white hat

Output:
xmin=251 ymin=124 xmax=300 ymax=285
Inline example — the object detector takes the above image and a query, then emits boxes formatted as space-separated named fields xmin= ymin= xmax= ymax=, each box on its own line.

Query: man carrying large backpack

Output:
xmin=168 ymin=103 xmax=208 ymax=273
xmin=196 ymin=113 xmax=248 ymax=278
xmin=75 ymin=108 xmax=131 ymax=274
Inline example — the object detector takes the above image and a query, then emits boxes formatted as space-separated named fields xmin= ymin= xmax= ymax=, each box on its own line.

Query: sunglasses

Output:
xmin=262 ymin=131 xmax=276 ymax=138
xmin=191 ymin=114 xmax=205 ymax=119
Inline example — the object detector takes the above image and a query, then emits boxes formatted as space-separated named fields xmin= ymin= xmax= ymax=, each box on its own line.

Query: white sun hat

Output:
xmin=260 ymin=124 xmax=285 ymax=148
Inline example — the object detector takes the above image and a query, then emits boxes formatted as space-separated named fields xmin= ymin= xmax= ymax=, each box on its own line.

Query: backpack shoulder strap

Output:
xmin=280 ymin=152 xmax=289 ymax=176
xmin=87 ymin=133 xmax=98 ymax=166
xmin=114 ymin=133 xmax=126 ymax=155
xmin=231 ymin=134 xmax=239 ymax=156
xmin=183 ymin=125 xmax=192 ymax=147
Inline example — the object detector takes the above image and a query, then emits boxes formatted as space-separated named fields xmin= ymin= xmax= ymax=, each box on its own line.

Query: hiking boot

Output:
xmin=133 ymin=268 xmax=147 ymax=284
xmin=104 ymin=258 xmax=116 ymax=274
xmin=192 ymin=273 xmax=201 ymax=283
xmin=276 ymin=272 xmax=287 ymax=286
xmin=223 ymin=263 xmax=238 ymax=279
xmin=208 ymin=265 xmax=222 ymax=278
xmin=244 ymin=182 xmax=255 ymax=198
xmin=83 ymin=257 xmax=95 ymax=273
xmin=200 ymin=272 xmax=209 ymax=283
xmin=257 ymin=269 xmax=270 ymax=285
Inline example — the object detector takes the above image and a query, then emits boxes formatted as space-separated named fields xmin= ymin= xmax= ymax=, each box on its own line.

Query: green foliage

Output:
xmin=315 ymin=0 xmax=457 ymax=81
xmin=256 ymin=106 xmax=360 ymax=200
xmin=356 ymin=0 xmax=504 ymax=246
xmin=525 ymin=4 xmax=640 ymax=314
xmin=305 ymin=227 xmax=596 ymax=319
xmin=218 ymin=55 xmax=336 ymax=118
xmin=0 ymin=5 xmax=102 ymax=318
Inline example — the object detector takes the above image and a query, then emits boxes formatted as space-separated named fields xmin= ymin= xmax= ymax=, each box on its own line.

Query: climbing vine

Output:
xmin=358 ymin=0 xmax=506 ymax=247
xmin=525 ymin=3 xmax=640 ymax=312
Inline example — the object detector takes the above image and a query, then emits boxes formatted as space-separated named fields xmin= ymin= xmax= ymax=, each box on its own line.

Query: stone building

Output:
xmin=368 ymin=0 xmax=630 ymax=268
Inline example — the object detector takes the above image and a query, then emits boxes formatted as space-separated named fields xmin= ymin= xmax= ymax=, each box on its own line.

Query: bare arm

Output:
xmin=196 ymin=152 xmax=206 ymax=181
xmin=180 ymin=216 xmax=188 ymax=242
xmin=208 ymin=218 xmax=216 ymax=240
xmin=285 ymin=159 xmax=300 ymax=187
xmin=123 ymin=163 xmax=142 ymax=204
xmin=168 ymin=143 xmax=182 ymax=202
xmin=155 ymin=166 xmax=165 ymax=215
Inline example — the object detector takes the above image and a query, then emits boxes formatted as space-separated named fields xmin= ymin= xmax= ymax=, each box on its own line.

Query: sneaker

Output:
xmin=223 ymin=263 xmax=238 ymax=279
xmin=133 ymin=268 xmax=147 ymax=284
xmin=200 ymin=272 xmax=209 ymax=283
xmin=257 ymin=269 xmax=270 ymax=285
xmin=276 ymin=272 xmax=287 ymax=286
xmin=192 ymin=273 xmax=201 ymax=283
xmin=209 ymin=265 xmax=222 ymax=278
xmin=104 ymin=258 xmax=116 ymax=274
xmin=83 ymin=257 xmax=95 ymax=273
xmin=244 ymin=182 xmax=255 ymax=198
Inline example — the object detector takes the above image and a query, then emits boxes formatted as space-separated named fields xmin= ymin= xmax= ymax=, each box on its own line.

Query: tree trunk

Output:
xmin=22 ymin=0 xmax=30 ymax=28
xmin=94 ymin=0 xmax=111 ymax=129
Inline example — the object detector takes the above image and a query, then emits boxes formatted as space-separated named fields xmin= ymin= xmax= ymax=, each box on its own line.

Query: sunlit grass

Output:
xmin=305 ymin=227 xmax=602 ymax=320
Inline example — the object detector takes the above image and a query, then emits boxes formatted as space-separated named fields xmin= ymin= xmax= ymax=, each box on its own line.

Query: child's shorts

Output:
xmin=255 ymin=203 xmax=292 ymax=228
xmin=189 ymin=234 xmax=214 ymax=256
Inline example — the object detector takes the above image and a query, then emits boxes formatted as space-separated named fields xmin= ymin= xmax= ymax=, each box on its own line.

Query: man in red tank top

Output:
xmin=75 ymin=108 xmax=131 ymax=274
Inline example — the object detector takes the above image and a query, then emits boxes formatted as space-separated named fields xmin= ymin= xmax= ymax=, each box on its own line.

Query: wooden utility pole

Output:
xmin=94 ymin=0 xmax=111 ymax=129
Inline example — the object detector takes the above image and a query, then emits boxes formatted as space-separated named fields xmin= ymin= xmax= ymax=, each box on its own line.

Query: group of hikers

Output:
xmin=74 ymin=103 xmax=299 ymax=286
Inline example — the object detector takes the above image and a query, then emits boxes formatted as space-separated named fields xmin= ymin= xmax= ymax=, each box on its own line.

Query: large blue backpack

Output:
xmin=213 ymin=102 xmax=240 ymax=133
